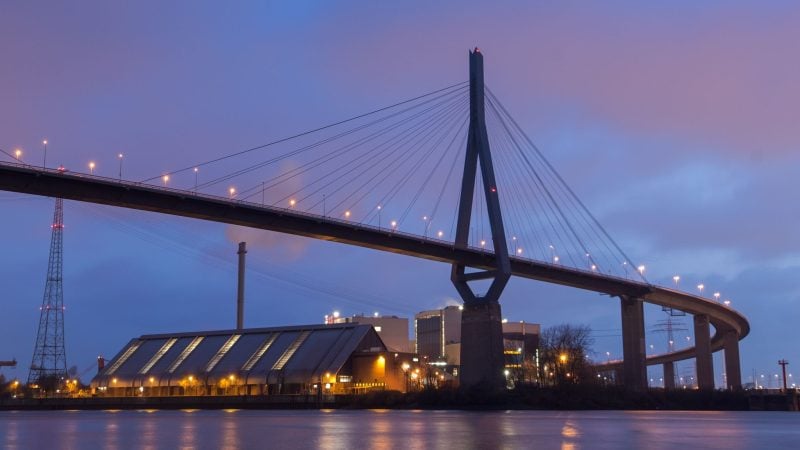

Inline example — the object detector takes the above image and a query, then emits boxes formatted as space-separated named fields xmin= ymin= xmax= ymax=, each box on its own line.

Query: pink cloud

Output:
xmin=224 ymin=225 xmax=311 ymax=262
xmin=312 ymin=3 xmax=800 ymax=158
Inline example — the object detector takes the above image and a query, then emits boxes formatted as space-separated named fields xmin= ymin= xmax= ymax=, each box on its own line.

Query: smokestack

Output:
xmin=237 ymin=242 xmax=247 ymax=330
xmin=97 ymin=356 xmax=105 ymax=373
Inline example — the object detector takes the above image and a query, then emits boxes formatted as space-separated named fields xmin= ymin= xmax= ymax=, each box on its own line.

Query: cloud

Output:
xmin=224 ymin=225 xmax=310 ymax=262
xmin=309 ymin=2 xmax=800 ymax=159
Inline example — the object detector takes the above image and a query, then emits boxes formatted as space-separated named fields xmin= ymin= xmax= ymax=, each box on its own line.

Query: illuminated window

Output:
xmin=242 ymin=333 xmax=279 ymax=371
xmin=374 ymin=326 xmax=382 ymax=333
xmin=105 ymin=341 xmax=142 ymax=375
xmin=205 ymin=335 xmax=241 ymax=372
xmin=139 ymin=338 xmax=177 ymax=374
xmin=168 ymin=336 xmax=204 ymax=373
xmin=272 ymin=330 xmax=311 ymax=370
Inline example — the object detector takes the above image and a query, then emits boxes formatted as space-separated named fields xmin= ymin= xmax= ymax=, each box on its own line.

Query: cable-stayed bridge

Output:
xmin=0 ymin=49 xmax=748 ymax=390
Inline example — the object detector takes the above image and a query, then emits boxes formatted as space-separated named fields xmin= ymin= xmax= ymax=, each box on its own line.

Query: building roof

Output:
xmin=91 ymin=323 xmax=386 ymax=387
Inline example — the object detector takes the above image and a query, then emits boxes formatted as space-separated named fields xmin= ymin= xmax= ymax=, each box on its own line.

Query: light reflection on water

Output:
xmin=1 ymin=409 xmax=799 ymax=450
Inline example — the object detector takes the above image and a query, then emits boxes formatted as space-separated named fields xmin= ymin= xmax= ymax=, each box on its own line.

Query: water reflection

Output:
xmin=0 ymin=409 xmax=797 ymax=449
xmin=179 ymin=411 xmax=197 ymax=450
xmin=221 ymin=410 xmax=240 ymax=450
xmin=318 ymin=408 xmax=356 ymax=449
xmin=368 ymin=410 xmax=392 ymax=450
xmin=3 ymin=415 xmax=18 ymax=450
xmin=138 ymin=411 xmax=158 ymax=450
xmin=561 ymin=419 xmax=580 ymax=450
xmin=104 ymin=413 xmax=120 ymax=450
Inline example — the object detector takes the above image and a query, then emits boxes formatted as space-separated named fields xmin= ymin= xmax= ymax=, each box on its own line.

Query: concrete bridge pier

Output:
xmin=459 ymin=299 xmax=506 ymax=389
xmin=663 ymin=361 xmax=676 ymax=390
xmin=693 ymin=314 xmax=715 ymax=390
xmin=724 ymin=329 xmax=742 ymax=390
xmin=620 ymin=296 xmax=647 ymax=390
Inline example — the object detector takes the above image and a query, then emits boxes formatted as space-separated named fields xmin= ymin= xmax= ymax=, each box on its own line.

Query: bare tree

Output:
xmin=539 ymin=324 xmax=594 ymax=385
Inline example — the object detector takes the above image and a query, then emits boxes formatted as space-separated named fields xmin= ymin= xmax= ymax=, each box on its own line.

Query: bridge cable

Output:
xmin=240 ymin=89 xmax=468 ymax=205
xmin=488 ymin=100 xmax=578 ymax=266
xmin=398 ymin=115 xmax=468 ymax=226
xmin=195 ymin=85 xmax=468 ymax=191
xmin=429 ymin=132 xmax=467 ymax=242
xmin=311 ymin=95 xmax=468 ymax=219
xmin=487 ymin=93 xmax=589 ymax=269
xmin=335 ymin=98 xmax=468 ymax=223
xmin=141 ymin=81 xmax=468 ymax=183
xmin=487 ymin=88 xmax=645 ymax=281
xmin=366 ymin=101 xmax=469 ymax=227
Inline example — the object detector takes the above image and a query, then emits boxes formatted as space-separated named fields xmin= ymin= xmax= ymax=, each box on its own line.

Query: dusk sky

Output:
xmin=1 ymin=2 xmax=798 ymax=387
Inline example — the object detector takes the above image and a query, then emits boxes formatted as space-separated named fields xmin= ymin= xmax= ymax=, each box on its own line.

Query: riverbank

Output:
xmin=2 ymin=386 xmax=797 ymax=411
xmin=346 ymin=385 xmax=755 ymax=410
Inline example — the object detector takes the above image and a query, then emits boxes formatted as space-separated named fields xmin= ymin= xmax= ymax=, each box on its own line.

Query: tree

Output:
xmin=538 ymin=324 xmax=594 ymax=386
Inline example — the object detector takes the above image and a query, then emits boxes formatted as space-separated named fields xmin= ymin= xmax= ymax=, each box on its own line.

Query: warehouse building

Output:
xmin=91 ymin=323 xmax=406 ymax=396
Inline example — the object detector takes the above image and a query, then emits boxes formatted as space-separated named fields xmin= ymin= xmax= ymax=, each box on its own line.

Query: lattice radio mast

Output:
xmin=28 ymin=198 xmax=68 ymax=385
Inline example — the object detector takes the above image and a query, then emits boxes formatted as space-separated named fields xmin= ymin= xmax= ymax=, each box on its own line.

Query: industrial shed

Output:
xmin=91 ymin=323 xmax=405 ymax=396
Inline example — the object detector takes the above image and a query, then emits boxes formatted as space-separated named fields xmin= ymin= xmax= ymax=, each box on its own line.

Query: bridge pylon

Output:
xmin=452 ymin=48 xmax=511 ymax=389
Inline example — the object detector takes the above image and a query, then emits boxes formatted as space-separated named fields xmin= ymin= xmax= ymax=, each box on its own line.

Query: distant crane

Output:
xmin=0 ymin=359 xmax=17 ymax=368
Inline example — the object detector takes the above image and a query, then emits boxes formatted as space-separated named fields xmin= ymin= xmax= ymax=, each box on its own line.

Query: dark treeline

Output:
xmin=342 ymin=384 xmax=750 ymax=411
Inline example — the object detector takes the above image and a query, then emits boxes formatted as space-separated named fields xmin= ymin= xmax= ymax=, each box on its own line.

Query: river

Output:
xmin=1 ymin=409 xmax=798 ymax=449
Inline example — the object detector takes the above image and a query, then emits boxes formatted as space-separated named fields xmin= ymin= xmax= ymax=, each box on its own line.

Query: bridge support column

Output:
xmin=620 ymin=296 xmax=647 ymax=390
xmin=663 ymin=361 xmax=676 ymax=390
xmin=452 ymin=49 xmax=511 ymax=391
xmin=693 ymin=314 xmax=714 ymax=390
xmin=723 ymin=329 xmax=742 ymax=390
xmin=459 ymin=300 xmax=506 ymax=389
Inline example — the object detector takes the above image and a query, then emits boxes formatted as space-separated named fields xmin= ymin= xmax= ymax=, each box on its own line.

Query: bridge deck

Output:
xmin=0 ymin=162 xmax=749 ymax=367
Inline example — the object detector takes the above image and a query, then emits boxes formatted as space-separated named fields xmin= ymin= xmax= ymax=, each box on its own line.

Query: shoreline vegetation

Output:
xmin=2 ymin=385 xmax=796 ymax=411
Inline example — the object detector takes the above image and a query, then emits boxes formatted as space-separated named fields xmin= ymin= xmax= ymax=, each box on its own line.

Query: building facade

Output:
xmin=325 ymin=313 xmax=410 ymax=353
xmin=91 ymin=323 xmax=408 ymax=397
xmin=414 ymin=306 xmax=462 ymax=363
xmin=502 ymin=321 xmax=541 ymax=384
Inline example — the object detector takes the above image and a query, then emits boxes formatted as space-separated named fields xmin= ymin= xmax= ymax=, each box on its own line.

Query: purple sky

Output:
xmin=1 ymin=2 xmax=798 ymax=388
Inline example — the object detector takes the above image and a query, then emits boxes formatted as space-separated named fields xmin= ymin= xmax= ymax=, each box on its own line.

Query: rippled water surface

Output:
xmin=2 ymin=409 xmax=799 ymax=449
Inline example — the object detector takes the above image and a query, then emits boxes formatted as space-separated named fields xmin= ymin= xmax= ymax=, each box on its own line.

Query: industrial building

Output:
xmin=414 ymin=305 xmax=463 ymax=363
xmin=91 ymin=323 xmax=407 ymax=397
xmin=414 ymin=306 xmax=540 ymax=382
xmin=502 ymin=321 xmax=541 ymax=384
xmin=324 ymin=312 xmax=411 ymax=353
